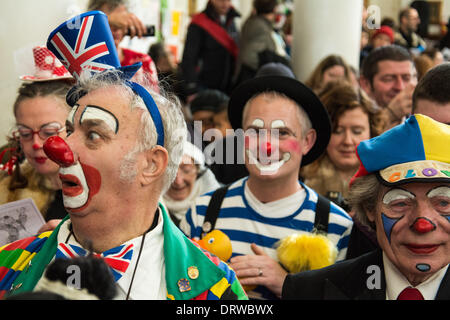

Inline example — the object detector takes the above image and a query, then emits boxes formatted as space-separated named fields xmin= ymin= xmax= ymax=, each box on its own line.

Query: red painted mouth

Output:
xmin=62 ymin=162 xmax=102 ymax=214
xmin=34 ymin=157 xmax=47 ymax=164
xmin=59 ymin=174 xmax=83 ymax=197
xmin=406 ymin=244 xmax=439 ymax=254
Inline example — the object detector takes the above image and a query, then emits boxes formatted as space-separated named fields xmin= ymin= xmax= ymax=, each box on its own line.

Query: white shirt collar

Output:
xmin=244 ymin=182 xmax=306 ymax=219
xmin=383 ymin=252 xmax=449 ymax=300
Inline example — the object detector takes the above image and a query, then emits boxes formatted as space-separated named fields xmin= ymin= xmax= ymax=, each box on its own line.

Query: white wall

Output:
xmin=0 ymin=0 xmax=84 ymax=146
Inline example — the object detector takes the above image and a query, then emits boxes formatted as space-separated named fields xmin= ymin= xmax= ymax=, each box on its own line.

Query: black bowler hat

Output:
xmin=228 ymin=75 xmax=331 ymax=166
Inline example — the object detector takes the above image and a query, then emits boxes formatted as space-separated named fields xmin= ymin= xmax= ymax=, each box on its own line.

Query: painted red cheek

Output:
xmin=281 ymin=139 xmax=301 ymax=154
xmin=81 ymin=162 xmax=101 ymax=197
xmin=66 ymin=163 xmax=101 ymax=214
xmin=244 ymin=136 xmax=250 ymax=149
xmin=43 ymin=136 xmax=74 ymax=167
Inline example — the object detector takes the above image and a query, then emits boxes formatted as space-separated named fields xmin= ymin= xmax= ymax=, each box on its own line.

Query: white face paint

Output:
xmin=246 ymin=149 xmax=291 ymax=175
xmin=60 ymin=163 xmax=90 ymax=209
xmin=252 ymin=118 xmax=264 ymax=128
xmin=245 ymin=119 xmax=292 ymax=175
xmin=382 ymin=188 xmax=415 ymax=205
xmin=427 ymin=186 xmax=450 ymax=199
xmin=68 ymin=105 xmax=79 ymax=125
xmin=271 ymin=119 xmax=286 ymax=129
xmin=80 ymin=106 xmax=119 ymax=133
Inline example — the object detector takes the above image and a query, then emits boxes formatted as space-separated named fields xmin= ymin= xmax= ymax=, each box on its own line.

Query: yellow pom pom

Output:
xmin=276 ymin=233 xmax=338 ymax=274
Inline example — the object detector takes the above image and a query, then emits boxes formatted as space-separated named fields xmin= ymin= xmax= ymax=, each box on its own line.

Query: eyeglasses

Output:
xmin=14 ymin=123 xmax=65 ymax=141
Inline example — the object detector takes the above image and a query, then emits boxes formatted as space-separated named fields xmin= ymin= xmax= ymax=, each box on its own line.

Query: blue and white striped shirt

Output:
xmin=181 ymin=177 xmax=353 ymax=262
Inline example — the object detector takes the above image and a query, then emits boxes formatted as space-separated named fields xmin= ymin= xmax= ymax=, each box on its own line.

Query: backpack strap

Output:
xmin=314 ymin=194 xmax=330 ymax=233
xmin=201 ymin=185 xmax=230 ymax=237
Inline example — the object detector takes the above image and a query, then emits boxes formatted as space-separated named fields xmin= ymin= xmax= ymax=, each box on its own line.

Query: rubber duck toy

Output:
xmin=193 ymin=230 xmax=232 ymax=262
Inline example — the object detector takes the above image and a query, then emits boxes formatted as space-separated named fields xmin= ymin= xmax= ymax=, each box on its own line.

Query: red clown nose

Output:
xmin=43 ymin=136 xmax=75 ymax=168
xmin=411 ymin=217 xmax=436 ymax=234
xmin=261 ymin=142 xmax=272 ymax=157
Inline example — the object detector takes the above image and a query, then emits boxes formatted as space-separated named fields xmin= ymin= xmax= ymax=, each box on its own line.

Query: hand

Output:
xmin=387 ymin=82 xmax=416 ymax=120
xmin=229 ymin=243 xmax=288 ymax=298
xmin=37 ymin=219 xmax=61 ymax=234
xmin=108 ymin=5 xmax=145 ymax=38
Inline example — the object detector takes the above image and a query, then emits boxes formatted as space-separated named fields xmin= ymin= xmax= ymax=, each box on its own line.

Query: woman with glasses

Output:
xmin=0 ymin=80 xmax=72 ymax=226
xmin=162 ymin=140 xmax=220 ymax=227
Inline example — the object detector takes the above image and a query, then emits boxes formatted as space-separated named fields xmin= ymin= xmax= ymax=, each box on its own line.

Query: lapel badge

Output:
xmin=11 ymin=283 xmax=22 ymax=292
xmin=188 ymin=266 xmax=199 ymax=280
xmin=178 ymin=278 xmax=191 ymax=293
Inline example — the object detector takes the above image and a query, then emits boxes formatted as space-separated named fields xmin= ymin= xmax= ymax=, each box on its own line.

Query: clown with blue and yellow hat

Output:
xmin=284 ymin=114 xmax=450 ymax=300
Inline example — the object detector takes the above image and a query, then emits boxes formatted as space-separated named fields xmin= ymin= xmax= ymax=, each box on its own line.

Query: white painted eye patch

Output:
xmin=427 ymin=186 xmax=450 ymax=198
xmin=252 ymin=118 xmax=286 ymax=129
xmin=252 ymin=119 xmax=264 ymax=128
xmin=382 ymin=189 xmax=415 ymax=205
xmin=271 ymin=120 xmax=286 ymax=129
xmin=80 ymin=105 xmax=119 ymax=134
xmin=250 ymin=119 xmax=287 ymax=129
xmin=67 ymin=105 xmax=79 ymax=125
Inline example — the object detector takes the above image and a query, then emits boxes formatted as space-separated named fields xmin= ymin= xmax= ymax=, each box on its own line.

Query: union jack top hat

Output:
xmin=20 ymin=46 xmax=73 ymax=82
xmin=47 ymin=11 xmax=164 ymax=146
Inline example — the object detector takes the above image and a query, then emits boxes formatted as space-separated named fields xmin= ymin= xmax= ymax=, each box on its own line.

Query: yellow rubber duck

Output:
xmin=195 ymin=230 xmax=232 ymax=262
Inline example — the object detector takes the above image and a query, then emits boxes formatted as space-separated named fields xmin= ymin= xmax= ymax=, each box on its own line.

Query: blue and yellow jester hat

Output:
xmin=351 ymin=114 xmax=450 ymax=186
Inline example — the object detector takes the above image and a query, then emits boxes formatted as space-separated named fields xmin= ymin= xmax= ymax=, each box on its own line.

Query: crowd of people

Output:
xmin=0 ymin=0 xmax=449 ymax=301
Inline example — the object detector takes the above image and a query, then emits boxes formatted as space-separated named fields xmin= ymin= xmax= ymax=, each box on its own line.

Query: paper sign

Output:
xmin=171 ymin=11 xmax=181 ymax=36
xmin=0 ymin=198 xmax=45 ymax=247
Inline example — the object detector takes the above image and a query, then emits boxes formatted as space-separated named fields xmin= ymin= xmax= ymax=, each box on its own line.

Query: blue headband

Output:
xmin=127 ymin=81 xmax=165 ymax=147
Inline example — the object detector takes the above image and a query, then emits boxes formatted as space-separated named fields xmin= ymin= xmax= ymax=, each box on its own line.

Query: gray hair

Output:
xmin=347 ymin=173 xmax=383 ymax=231
xmin=71 ymin=70 xmax=186 ymax=193
xmin=241 ymin=91 xmax=313 ymax=138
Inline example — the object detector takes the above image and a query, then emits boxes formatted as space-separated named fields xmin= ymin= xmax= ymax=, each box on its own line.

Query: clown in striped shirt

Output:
xmin=181 ymin=74 xmax=354 ymax=300
xmin=181 ymin=177 xmax=353 ymax=299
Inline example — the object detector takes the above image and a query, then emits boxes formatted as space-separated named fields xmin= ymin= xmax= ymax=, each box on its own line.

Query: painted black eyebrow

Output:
xmin=79 ymin=105 xmax=119 ymax=134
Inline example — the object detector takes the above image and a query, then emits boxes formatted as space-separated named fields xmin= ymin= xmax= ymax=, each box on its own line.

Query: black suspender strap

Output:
xmin=201 ymin=184 xmax=230 ymax=237
xmin=314 ymin=194 xmax=330 ymax=233
xmin=202 ymin=186 xmax=330 ymax=236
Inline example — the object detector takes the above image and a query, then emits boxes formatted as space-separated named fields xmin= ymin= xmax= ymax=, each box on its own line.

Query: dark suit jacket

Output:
xmin=282 ymin=250 xmax=450 ymax=300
